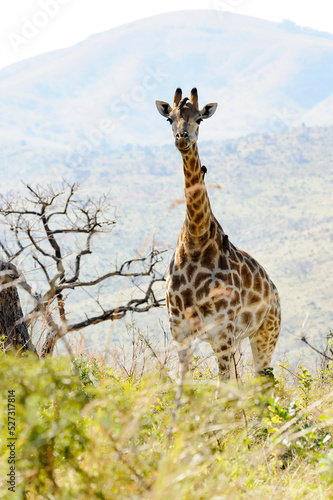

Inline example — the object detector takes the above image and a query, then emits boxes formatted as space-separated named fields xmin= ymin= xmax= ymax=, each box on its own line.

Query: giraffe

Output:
xmin=156 ymin=87 xmax=281 ymax=379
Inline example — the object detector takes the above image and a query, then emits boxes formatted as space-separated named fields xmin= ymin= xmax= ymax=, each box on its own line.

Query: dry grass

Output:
xmin=1 ymin=333 xmax=333 ymax=499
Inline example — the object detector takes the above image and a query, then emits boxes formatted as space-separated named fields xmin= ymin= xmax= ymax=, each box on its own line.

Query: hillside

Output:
xmin=2 ymin=124 xmax=330 ymax=367
xmin=0 ymin=11 xmax=332 ymax=367
xmin=100 ymin=124 xmax=333 ymax=366
xmin=1 ymin=10 xmax=333 ymax=158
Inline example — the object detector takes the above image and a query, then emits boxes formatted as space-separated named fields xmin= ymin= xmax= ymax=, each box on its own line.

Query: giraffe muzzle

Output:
xmin=176 ymin=132 xmax=190 ymax=151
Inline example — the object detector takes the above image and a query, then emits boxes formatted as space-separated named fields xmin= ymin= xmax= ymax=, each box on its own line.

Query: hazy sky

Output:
xmin=1 ymin=0 xmax=332 ymax=71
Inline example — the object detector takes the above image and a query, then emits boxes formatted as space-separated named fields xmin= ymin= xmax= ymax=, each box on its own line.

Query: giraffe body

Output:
xmin=156 ymin=88 xmax=281 ymax=378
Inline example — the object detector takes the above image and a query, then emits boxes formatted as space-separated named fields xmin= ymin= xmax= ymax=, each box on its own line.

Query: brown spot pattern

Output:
xmin=230 ymin=273 xmax=239 ymax=288
xmin=198 ymin=302 xmax=213 ymax=316
xmin=182 ymin=288 xmax=193 ymax=309
xmin=175 ymin=295 xmax=183 ymax=310
xmin=253 ymin=274 xmax=262 ymax=293
xmin=248 ymin=291 xmax=260 ymax=305
xmin=215 ymin=298 xmax=228 ymax=311
xmin=241 ymin=265 xmax=252 ymax=288
xmin=196 ymin=281 xmax=211 ymax=301
xmin=171 ymin=274 xmax=186 ymax=291
xmin=186 ymin=263 xmax=196 ymax=282
xmin=194 ymin=271 xmax=211 ymax=288
xmin=241 ymin=311 xmax=252 ymax=325
xmin=218 ymin=255 xmax=229 ymax=270
xmin=201 ymin=243 xmax=218 ymax=268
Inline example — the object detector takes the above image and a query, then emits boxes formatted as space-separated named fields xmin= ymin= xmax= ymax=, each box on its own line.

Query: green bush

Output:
xmin=1 ymin=352 xmax=333 ymax=499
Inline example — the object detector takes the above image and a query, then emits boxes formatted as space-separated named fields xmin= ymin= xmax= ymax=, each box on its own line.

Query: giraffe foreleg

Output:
xmin=166 ymin=338 xmax=194 ymax=445
xmin=177 ymin=338 xmax=194 ymax=377
xmin=209 ymin=326 xmax=235 ymax=380
xmin=214 ymin=346 xmax=232 ymax=380
xmin=250 ymin=305 xmax=281 ymax=376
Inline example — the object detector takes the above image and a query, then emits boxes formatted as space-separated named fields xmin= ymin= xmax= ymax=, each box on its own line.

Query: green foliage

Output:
xmin=1 ymin=352 xmax=333 ymax=499
xmin=297 ymin=365 xmax=314 ymax=407
xmin=74 ymin=353 xmax=102 ymax=386
xmin=260 ymin=366 xmax=279 ymax=388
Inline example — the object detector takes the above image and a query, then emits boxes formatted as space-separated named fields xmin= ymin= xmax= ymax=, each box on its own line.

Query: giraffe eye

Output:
xmin=196 ymin=118 xmax=203 ymax=124
xmin=167 ymin=118 xmax=173 ymax=124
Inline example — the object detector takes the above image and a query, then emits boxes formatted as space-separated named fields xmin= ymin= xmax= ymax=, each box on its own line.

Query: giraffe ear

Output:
xmin=155 ymin=100 xmax=172 ymax=117
xmin=200 ymin=103 xmax=218 ymax=119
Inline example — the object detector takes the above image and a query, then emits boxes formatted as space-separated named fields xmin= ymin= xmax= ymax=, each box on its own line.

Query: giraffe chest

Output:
xmin=166 ymin=244 xmax=273 ymax=340
xmin=166 ymin=255 xmax=239 ymax=327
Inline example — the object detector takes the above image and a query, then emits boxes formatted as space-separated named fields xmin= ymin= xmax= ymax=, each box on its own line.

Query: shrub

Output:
xmin=1 ymin=352 xmax=333 ymax=499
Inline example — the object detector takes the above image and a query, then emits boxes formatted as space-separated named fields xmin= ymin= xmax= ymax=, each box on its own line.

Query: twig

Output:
xmin=301 ymin=336 xmax=333 ymax=362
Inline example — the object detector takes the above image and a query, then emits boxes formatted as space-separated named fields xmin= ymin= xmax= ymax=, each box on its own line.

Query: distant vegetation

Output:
xmin=1 ymin=124 xmax=331 ymax=364
xmin=53 ymin=124 xmax=332 ymax=365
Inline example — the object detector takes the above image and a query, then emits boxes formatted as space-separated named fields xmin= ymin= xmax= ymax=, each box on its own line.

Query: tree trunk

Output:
xmin=0 ymin=262 xmax=36 ymax=354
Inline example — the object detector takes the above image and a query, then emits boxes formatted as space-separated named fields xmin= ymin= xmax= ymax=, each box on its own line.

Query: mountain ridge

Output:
xmin=1 ymin=10 xmax=333 ymax=156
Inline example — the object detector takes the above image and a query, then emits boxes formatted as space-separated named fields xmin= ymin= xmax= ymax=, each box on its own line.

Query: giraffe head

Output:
xmin=156 ymin=88 xmax=217 ymax=153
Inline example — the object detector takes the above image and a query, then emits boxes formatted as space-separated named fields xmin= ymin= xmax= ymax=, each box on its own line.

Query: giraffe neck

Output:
xmin=180 ymin=143 xmax=212 ymax=245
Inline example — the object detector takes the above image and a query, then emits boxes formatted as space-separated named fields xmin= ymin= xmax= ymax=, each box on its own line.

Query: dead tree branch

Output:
xmin=301 ymin=335 xmax=333 ymax=362
xmin=0 ymin=182 xmax=167 ymax=356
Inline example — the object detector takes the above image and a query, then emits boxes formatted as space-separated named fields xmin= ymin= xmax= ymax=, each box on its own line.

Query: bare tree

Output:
xmin=0 ymin=182 xmax=166 ymax=356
